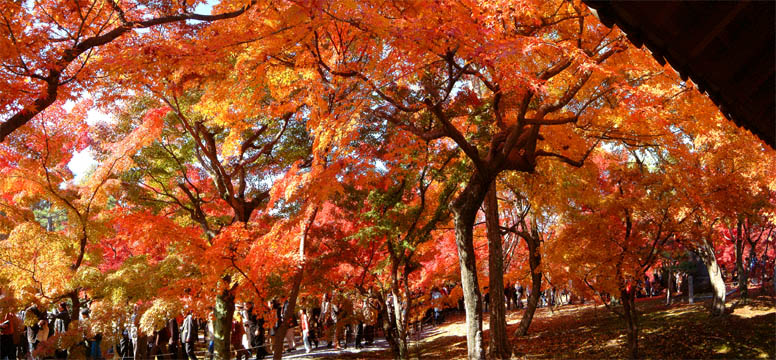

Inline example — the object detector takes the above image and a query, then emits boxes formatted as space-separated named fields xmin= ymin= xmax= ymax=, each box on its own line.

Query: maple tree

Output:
xmin=0 ymin=100 xmax=133 ymax=314
xmin=551 ymin=150 xmax=698 ymax=358
xmin=498 ymin=168 xmax=573 ymax=337
xmin=295 ymin=1 xmax=694 ymax=357
xmin=350 ymin=143 xmax=458 ymax=359
xmin=0 ymin=1 xmax=774 ymax=360
xmin=0 ymin=0 xmax=260 ymax=142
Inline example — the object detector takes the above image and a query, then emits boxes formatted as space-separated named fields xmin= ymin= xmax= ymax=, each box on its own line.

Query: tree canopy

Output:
xmin=1 ymin=1 xmax=773 ymax=359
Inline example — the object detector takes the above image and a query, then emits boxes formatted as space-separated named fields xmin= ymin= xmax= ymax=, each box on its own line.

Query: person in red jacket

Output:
xmin=299 ymin=309 xmax=311 ymax=354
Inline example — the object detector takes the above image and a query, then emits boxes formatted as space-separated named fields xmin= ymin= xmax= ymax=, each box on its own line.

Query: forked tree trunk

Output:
xmin=515 ymin=231 xmax=541 ymax=337
xmin=451 ymin=173 xmax=489 ymax=360
xmin=484 ymin=184 xmax=510 ymax=359
xmin=698 ymin=238 xmax=726 ymax=316
xmin=379 ymin=299 xmax=401 ymax=357
xmin=214 ymin=288 xmax=235 ymax=360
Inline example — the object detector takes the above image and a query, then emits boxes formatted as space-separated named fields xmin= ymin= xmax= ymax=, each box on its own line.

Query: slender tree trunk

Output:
xmin=272 ymin=208 xmax=317 ymax=360
xmin=747 ymin=245 xmax=757 ymax=288
xmin=698 ymin=239 xmax=726 ymax=316
xmin=515 ymin=231 xmax=541 ymax=337
xmin=620 ymin=287 xmax=639 ymax=359
xmin=390 ymin=267 xmax=409 ymax=359
xmin=451 ymin=173 xmax=489 ymax=360
xmin=484 ymin=184 xmax=510 ymax=359
xmin=271 ymin=268 xmax=304 ymax=359
xmin=665 ymin=269 xmax=672 ymax=305
xmin=688 ymin=275 xmax=694 ymax=304
xmin=214 ymin=288 xmax=235 ymax=360
xmin=736 ymin=220 xmax=748 ymax=300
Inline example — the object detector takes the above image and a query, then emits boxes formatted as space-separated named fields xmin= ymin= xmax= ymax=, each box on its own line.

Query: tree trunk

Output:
xmin=451 ymin=173 xmax=489 ymax=360
xmin=688 ymin=275 xmax=694 ymax=304
xmin=69 ymin=292 xmax=81 ymax=327
xmin=271 ymin=268 xmax=304 ymax=359
xmin=747 ymin=244 xmax=757 ymax=288
xmin=735 ymin=220 xmax=748 ymax=300
xmin=515 ymin=231 xmax=541 ymax=337
xmin=698 ymin=239 xmax=726 ymax=316
xmin=379 ymin=299 xmax=401 ymax=358
xmin=272 ymin=208 xmax=317 ymax=360
xmin=620 ymin=287 xmax=639 ymax=359
xmin=484 ymin=184 xmax=510 ymax=359
xmin=214 ymin=288 xmax=235 ymax=360
xmin=390 ymin=267 xmax=409 ymax=360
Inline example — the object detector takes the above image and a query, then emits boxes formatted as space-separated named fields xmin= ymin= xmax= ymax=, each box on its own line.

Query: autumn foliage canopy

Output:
xmin=0 ymin=0 xmax=774 ymax=359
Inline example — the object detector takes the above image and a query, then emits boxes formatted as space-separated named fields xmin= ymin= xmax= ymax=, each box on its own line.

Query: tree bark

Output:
xmin=620 ymin=287 xmax=639 ymax=359
xmin=271 ymin=268 xmax=304 ymax=359
xmin=68 ymin=292 xmax=81 ymax=327
xmin=451 ymin=173 xmax=489 ymax=360
xmin=484 ymin=184 xmax=510 ymax=359
xmin=389 ymin=265 xmax=409 ymax=360
xmin=379 ymin=298 xmax=401 ymax=358
xmin=272 ymin=208 xmax=317 ymax=360
xmin=735 ymin=219 xmax=748 ymax=300
xmin=688 ymin=275 xmax=694 ymax=304
xmin=214 ymin=288 xmax=235 ymax=360
xmin=698 ymin=238 xmax=726 ymax=316
xmin=515 ymin=230 xmax=541 ymax=337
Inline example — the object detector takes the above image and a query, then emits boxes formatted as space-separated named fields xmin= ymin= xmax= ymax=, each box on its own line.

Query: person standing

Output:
xmin=130 ymin=305 xmax=148 ymax=360
xmin=24 ymin=305 xmax=44 ymax=359
xmin=181 ymin=311 xmax=197 ymax=360
xmin=206 ymin=314 xmax=215 ymax=360
xmin=353 ymin=298 xmax=365 ymax=349
xmin=330 ymin=296 xmax=340 ymax=350
xmin=167 ymin=318 xmax=181 ymax=360
xmin=241 ymin=302 xmax=258 ymax=358
xmin=231 ymin=319 xmax=249 ymax=360
xmin=52 ymin=302 xmax=70 ymax=359
xmin=282 ymin=299 xmax=296 ymax=352
xmin=299 ymin=309 xmax=311 ymax=353
xmin=151 ymin=324 xmax=170 ymax=360
xmin=0 ymin=308 xmax=16 ymax=360
xmin=309 ymin=304 xmax=320 ymax=349
xmin=431 ymin=287 xmax=443 ymax=325
xmin=34 ymin=319 xmax=48 ymax=359
xmin=269 ymin=299 xmax=281 ymax=349
xmin=363 ymin=295 xmax=377 ymax=346
xmin=318 ymin=294 xmax=332 ymax=348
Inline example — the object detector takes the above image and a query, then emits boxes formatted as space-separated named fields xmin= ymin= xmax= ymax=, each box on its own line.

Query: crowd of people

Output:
xmin=2 ymin=256 xmax=769 ymax=360
xmin=0 ymin=300 xmax=106 ymax=360
xmin=218 ymin=292 xmax=380 ymax=359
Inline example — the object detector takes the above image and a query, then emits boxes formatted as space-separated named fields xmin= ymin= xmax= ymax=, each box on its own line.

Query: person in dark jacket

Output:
xmin=167 ymin=318 xmax=181 ymax=359
xmin=152 ymin=326 xmax=170 ymax=360
xmin=52 ymin=302 xmax=70 ymax=359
